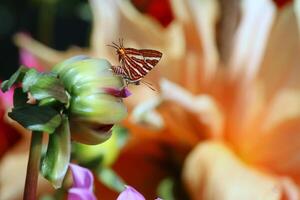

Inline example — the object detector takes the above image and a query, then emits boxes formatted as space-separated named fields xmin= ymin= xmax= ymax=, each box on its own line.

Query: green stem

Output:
xmin=23 ymin=132 xmax=43 ymax=200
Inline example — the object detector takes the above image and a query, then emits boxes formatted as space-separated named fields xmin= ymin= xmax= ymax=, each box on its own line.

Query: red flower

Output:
xmin=131 ymin=0 xmax=174 ymax=27
xmin=0 ymin=88 xmax=21 ymax=158
xmin=273 ymin=0 xmax=292 ymax=7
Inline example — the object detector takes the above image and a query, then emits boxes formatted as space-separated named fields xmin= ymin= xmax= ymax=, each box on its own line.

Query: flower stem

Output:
xmin=23 ymin=131 xmax=43 ymax=200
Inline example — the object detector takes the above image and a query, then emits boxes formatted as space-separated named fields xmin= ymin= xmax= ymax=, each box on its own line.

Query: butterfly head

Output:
xmin=117 ymin=48 xmax=126 ymax=56
xmin=107 ymin=39 xmax=125 ymax=55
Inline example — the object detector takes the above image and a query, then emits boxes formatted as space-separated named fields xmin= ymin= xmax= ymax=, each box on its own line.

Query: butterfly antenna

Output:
xmin=140 ymin=80 xmax=156 ymax=91
xmin=121 ymin=38 xmax=124 ymax=48
xmin=112 ymin=42 xmax=120 ymax=48
xmin=107 ymin=44 xmax=118 ymax=50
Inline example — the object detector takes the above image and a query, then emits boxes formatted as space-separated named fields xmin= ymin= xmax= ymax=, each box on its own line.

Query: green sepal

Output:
xmin=1 ymin=66 xmax=28 ymax=92
xmin=41 ymin=116 xmax=71 ymax=189
xmin=22 ymin=69 xmax=69 ymax=104
xmin=22 ymin=68 xmax=39 ymax=92
xmin=13 ymin=88 xmax=28 ymax=107
xmin=52 ymin=55 xmax=89 ymax=75
xmin=57 ymin=59 xmax=112 ymax=93
xmin=97 ymin=167 xmax=125 ymax=192
xmin=38 ymin=97 xmax=60 ymax=107
xmin=72 ymin=125 xmax=129 ymax=167
xmin=113 ymin=125 xmax=129 ymax=149
xmin=8 ymin=104 xmax=62 ymax=133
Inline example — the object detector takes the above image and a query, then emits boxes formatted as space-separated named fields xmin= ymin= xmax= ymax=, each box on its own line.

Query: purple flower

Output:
xmin=68 ymin=164 xmax=97 ymax=200
xmin=117 ymin=185 xmax=162 ymax=200
xmin=117 ymin=185 xmax=145 ymax=200
xmin=68 ymin=165 xmax=162 ymax=200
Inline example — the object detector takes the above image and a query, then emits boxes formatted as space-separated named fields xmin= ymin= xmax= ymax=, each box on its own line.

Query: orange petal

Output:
xmin=262 ymin=89 xmax=300 ymax=132
xmin=294 ymin=0 xmax=300 ymax=38
xmin=258 ymin=3 xmax=300 ymax=100
xmin=216 ymin=0 xmax=240 ymax=65
xmin=131 ymin=96 xmax=164 ymax=129
xmin=112 ymin=137 xmax=173 ymax=200
xmin=240 ymin=90 xmax=300 ymax=181
xmin=183 ymin=142 xmax=287 ymax=200
xmin=187 ymin=0 xmax=220 ymax=81
xmin=161 ymin=79 xmax=224 ymax=139
xmin=229 ymin=0 xmax=276 ymax=83
xmin=244 ymin=118 xmax=300 ymax=181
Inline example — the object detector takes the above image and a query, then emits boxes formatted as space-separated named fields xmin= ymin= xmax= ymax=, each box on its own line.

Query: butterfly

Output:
xmin=108 ymin=39 xmax=162 ymax=90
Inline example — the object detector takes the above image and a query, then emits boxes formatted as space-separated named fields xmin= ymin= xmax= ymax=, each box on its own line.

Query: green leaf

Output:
xmin=1 ymin=66 xmax=28 ymax=92
xmin=97 ymin=167 xmax=125 ymax=192
xmin=23 ymin=69 xmax=69 ymax=104
xmin=8 ymin=105 xmax=62 ymax=133
xmin=22 ymin=68 xmax=40 ymax=92
xmin=41 ymin=116 xmax=71 ymax=188
xmin=40 ymin=195 xmax=56 ymax=200
xmin=157 ymin=177 xmax=176 ymax=200
xmin=13 ymin=88 xmax=28 ymax=107
xmin=38 ymin=97 xmax=60 ymax=107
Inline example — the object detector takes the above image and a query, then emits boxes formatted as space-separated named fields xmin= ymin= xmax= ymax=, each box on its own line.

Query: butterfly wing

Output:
xmin=120 ymin=50 xmax=144 ymax=82
xmin=137 ymin=49 xmax=162 ymax=68
xmin=111 ymin=65 xmax=127 ymax=79
xmin=121 ymin=48 xmax=162 ymax=82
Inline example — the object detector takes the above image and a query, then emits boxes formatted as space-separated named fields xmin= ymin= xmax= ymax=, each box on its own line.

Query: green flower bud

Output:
xmin=71 ymin=94 xmax=126 ymax=124
xmin=53 ymin=56 xmax=129 ymax=145
xmin=73 ymin=129 xmax=120 ymax=167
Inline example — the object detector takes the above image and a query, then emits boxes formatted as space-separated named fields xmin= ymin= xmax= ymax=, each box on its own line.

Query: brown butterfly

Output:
xmin=108 ymin=39 xmax=162 ymax=90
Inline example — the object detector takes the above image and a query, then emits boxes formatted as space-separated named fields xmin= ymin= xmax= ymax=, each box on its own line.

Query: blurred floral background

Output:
xmin=1 ymin=0 xmax=299 ymax=199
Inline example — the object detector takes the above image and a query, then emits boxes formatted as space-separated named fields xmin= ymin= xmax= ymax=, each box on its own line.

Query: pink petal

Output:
xmin=0 ymin=86 xmax=14 ymax=108
xmin=103 ymin=87 xmax=132 ymax=98
xmin=20 ymin=48 xmax=44 ymax=72
xmin=69 ymin=164 xmax=94 ymax=191
xmin=68 ymin=188 xmax=96 ymax=200
xmin=117 ymin=185 xmax=145 ymax=200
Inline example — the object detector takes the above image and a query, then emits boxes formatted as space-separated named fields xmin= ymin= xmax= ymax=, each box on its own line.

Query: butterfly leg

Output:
xmin=124 ymin=79 xmax=129 ymax=87
xmin=140 ymin=80 xmax=156 ymax=91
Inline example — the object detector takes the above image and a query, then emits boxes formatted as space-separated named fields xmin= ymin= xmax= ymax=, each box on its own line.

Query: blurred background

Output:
xmin=0 ymin=0 xmax=290 ymax=77
xmin=0 ymin=0 xmax=174 ymax=79
xmin=0 ymin=0 xmax=91 ymax=79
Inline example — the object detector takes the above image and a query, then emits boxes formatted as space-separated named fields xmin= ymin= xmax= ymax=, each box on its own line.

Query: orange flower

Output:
xmin=114 ymin=0 xmax=300 ymax=199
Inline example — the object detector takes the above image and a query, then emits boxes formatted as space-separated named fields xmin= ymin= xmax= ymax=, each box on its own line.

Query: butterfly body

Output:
xmin=109 ymin=41 xmax=162 ymax=86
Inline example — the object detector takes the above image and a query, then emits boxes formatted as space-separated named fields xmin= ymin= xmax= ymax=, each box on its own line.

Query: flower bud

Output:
xmin=53 ymin=56 xmax=129 ymax=144
xmin=73 ymin=129 xmax=120 ymax=166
